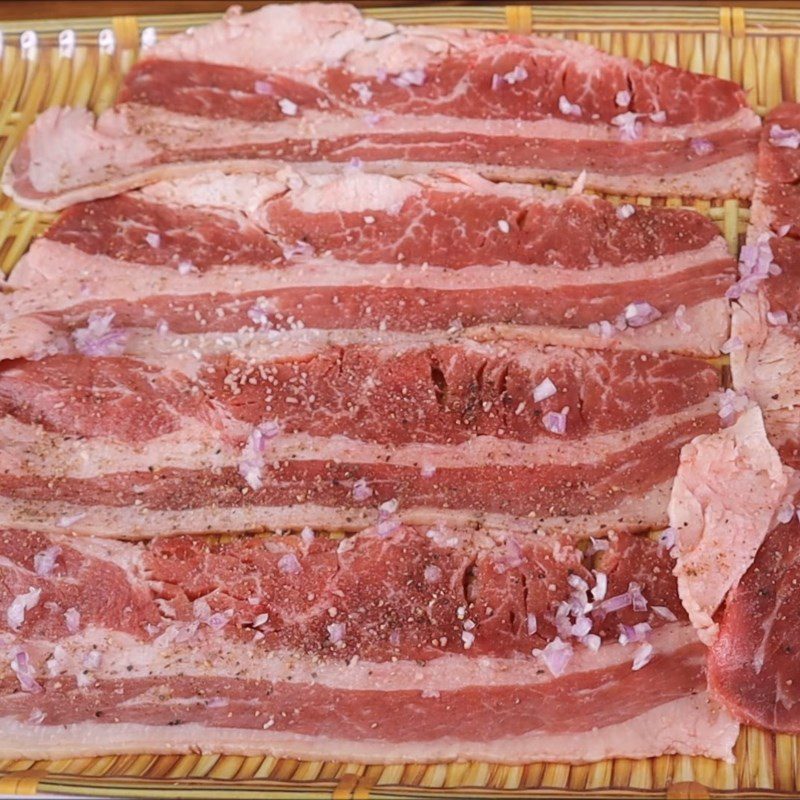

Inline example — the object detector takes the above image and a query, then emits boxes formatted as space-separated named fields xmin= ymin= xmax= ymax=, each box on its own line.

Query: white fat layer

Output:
xmin=0 ymin=397 xmax=718 ymax=480
xmin=11 ymin=623 xmax=698 ymax=690
xmin=0 ymin=481 xmax=672 ymax=539
xmin=6 ymin=145 xmax=757 ymax=213
xmin=0 ymin=693 xmax=737 ymax=763
xmin=6 ymin=234 xmax=727 ymax=305
xmin=289 ymin=172 xmax=422 ymax=213
xmin=126 ymin=103 xmax=759 ymax=148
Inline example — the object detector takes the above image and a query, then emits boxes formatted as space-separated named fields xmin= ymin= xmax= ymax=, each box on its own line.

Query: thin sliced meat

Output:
xmin=2 ymin=170 xmax=737 ymax=359
xmin=710 ymin=102 xmax=800 ymax=735
xmin=2 ymin=4 xmax=760 ymax=209
xmin=0 ymin=525 xmax=738 ymax=761
xmin=708 ymin=514 xmax=800 ymax=733
xmin=668 ymin=406 xmax=798 ymax=645
xmin=731 ymin=104 xmax=800 ymax=467
xmin=0 ymin=335 xmax=722 ymax=537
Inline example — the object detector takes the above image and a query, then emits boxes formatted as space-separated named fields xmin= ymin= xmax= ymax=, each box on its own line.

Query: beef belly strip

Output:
xmin=0 ymin=525 xmax=738 ymax=761
xmin=2 ymin=3 xmax=760 ymax=210
xmin=0 ymin=335 xmax=722 ymax=538
xmin=730 ymin=103 xmax=800 ymax=469
xmin=1 ymin=170 xmax=736 ymax=359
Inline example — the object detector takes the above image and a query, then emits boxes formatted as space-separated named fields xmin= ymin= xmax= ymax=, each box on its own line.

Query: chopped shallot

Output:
xmin=628 ymin=582 xmax=648 ymax=612
xmin=73 ymin=311 xmax=127 ymax=357
xmin=770 ymin=124 xmax=800 ymax=149
xmin=652 ymin=605 xmax=678 ymax=622
xmin=300 ymin=526 xmax=315 ymax=545
xmin=542 ymin=406 xmax=569 ymax=435
xmin=533 ymin=377 xmax=557 ymax=402
xmin=33 ymin=545 xmax=61 ymax=577
xmin=658 ymin=527 xmax=677 ymax=551
xmin=624 ymin=301 xmax=661 ymax=327
xmin=689 ymin=137 xmax=715 ymax=156
xmin=616 ymin=203 xmax=635 ymax=220
xmin=237 ymin=420 xmax=280 ymax=491
xmin=327 ymin=622 xmax=346 ymax=645
xmin=586 ymin=536 xmax=610 ymax=555
xmin=588 ymin=319 xmax=616 ymax=339
xmin=278 ymin=553 xmax=302 ymax=575
xmin=600 ymin=592 xmax=632 ymax=614
xmin=592 ymin=571 xmax=608 ymax=603
xmin=281 ymin=240 xmax=314 ymax=260
xmin=376 ymin=516 xmax=401 ymax=538
xmin=504 ymin=65 xmax=528 ymax=84
xmin=392 ymin=69 xmax=425 ymax=88
xmin=534 ymin=637 xmax=573 ymax=678
xmin=558 ymin=95 xmax=582 ymax=117
xmin=674 ymin=304 xmax=691 ymax=332
xmin=727 ymin=232 xmax=777 ymax=299
xmin=7 ymin=587 xmax=41 ymax=630
xmin=379 ymin=498 xmax=399 ymax=518
xmin=768 ymin=310 xmax=789 ymax=326
xmin=778 ymin=503 xmax=797 ymax=524
xmin=615 ymin=89 xmax=631 ymax=107
xmin=721 ymin=335 xmax=744 ymax=354
xmin=632 ymin=642 xmax=654 ymax=671
xmin=65 ymin=607 xmax=81 ymax=633
xmin=582 ymin=634 xmax=601 ymax=652
xmin=619 ymin=622 xmax=651 ymax=645
xmin=718 ymin=388 xmax=749 ymax=427
xmin=352 ymin=478 xmax=373 ymax=502
xmin=10 ymin=649 xmax=41 ymax=693
xmin=611 ymin=111 xmax=643 ymax=141
xmin=424 ymin=564 xmax=442 ymax=584
xmin=351 ymin=81 xmax=372 ymax=103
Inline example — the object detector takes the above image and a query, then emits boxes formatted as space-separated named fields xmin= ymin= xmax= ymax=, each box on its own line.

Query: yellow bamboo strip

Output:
xmin=780 ymin=35 xmax=797 ymax=102
xmin=1 ymin=5 xmax=800 ymax=799
xmin=741 ymin=35 xmax=759 ymax=101
xmin=638 ymin=33 xmax=651 ymax=66
xmin=755 ymin=34 xmax=770 ymax=105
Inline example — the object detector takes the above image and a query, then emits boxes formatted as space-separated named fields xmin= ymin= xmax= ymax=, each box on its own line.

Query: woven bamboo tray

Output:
xmin=0 ymin=4 xmax=797 ymax=798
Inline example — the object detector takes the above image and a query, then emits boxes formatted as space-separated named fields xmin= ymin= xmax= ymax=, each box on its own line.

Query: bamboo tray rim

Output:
xmin=0 ymin=2 xmax=797 ymax=798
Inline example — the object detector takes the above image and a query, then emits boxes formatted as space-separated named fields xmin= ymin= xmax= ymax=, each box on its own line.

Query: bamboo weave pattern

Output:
xmin=0 ymin=4 xmax=797 ymax=798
